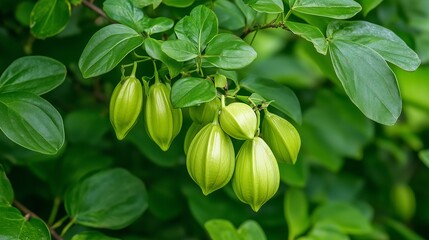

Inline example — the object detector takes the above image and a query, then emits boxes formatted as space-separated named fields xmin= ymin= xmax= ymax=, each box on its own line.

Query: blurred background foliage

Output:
xmin=1 ymin=0 xmax=429 ymax=239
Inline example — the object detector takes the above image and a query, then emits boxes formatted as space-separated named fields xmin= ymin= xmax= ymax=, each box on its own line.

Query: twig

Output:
xmin=13 ymin=200 xmax=63 ymax=240
xmin=241 ymin=22 xmax=288 ymax=39
xmin=82 ymin=0 xmax=107 ymax=19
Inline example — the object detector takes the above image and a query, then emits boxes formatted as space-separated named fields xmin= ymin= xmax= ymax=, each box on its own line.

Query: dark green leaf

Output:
xmin=162 ymin=0 xmax=195 ymax=7
xmin=71 ymin=231 xmax=120 ymax=240
xmin=419 ymin=149 xmax=429 ymax=168
xmin=64 ymin=109 xmax=110 ymax=144
xmin=240 ymin=76 xmax=302 ymax=124
xmin=291 ymin=0 xmax=361 ymax=19
xmin=0 ymin=206 xmax=50 ymax=240
xmin=0 ymin=92 xmax=64 ymax=155
xmin=145 ymin=38 xmax=182 ymax=78
xmin=103 ymin=0 xmax=144 ymax=32
xmin=327 ymin=21 xmax=421 ymax=71
xmin=204 ymin=33 xmax=257 ymax=69
xmin=140 ymin=17 xmax=174 ymax=35
xmin=171 ymin=77 xmax=216 ymax=108
xmin=214 ymin=0 xmax=246 ymax=31
xmin=238 ymin=220 xmax=267 ymax=240
xmin=385 ymin=218 xmax=425 ymax=240
xmin=79 ymin=24 xmax=144 ymax=78
xmin=204 ymin=219 xmax=241 ymax=240
xmin=303 ymin=222 xmax=350 ymax=240
xmin=0 ymin=56 xmax=66 ymax=95
xmin=329 ymin=40 xmax=401 ymax=125
xmin=161 ymin=40 xmax=199 ymax=62
xmin=15 ymin=1 xmax=34 ymax=26
xmin=285 ymin=188 xmax=309 ymax=239
xmin=244 ymin=0 xmax=284 ymax=13
xmin=65 ymin=168 xmax=148 ymax=229
xmin=356 ymin=0 xmax=383 ymax=15
xmin=30 ymin=0 xmax=71 ymax=39
xmin=0 ymin=165 xmax=14 ymax=206
xmin=279 ymin=159 xmax=308 ymax=187
xmin=235 ymin=0 xmax=257 ymax=28
xmin=286 ymin=21 xmax=328 ymax=54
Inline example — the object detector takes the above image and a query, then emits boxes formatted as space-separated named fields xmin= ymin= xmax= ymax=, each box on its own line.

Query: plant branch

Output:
xmin=82 ymin=0 xmax=108 ymax=19
xmin=13 ymin=200 xmax=63 ymax=240
xmin=241 ymin=22 xmax=288 ymax=39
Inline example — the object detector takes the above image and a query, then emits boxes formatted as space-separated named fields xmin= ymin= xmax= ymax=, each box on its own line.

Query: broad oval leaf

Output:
xmin=240 ymin=76 xmax=302 ymax=124
xmin=162 ymin=0 xmax=195 ymax=7
xmin=0 ymin=165 xmax=14 ymax=206
xmin=171 ymin=77 xmax=216 ymax=108
xmin=0 ymin=92 xmax=65 ymax=155
xmin=30 ymin=0 xmax=71 ymax=39
xmin=103 ymin=0 xmax=144 ymax=32
xmin=204 ymin=33 xmax=257 ymax=69
xmin=140 ymin=17 xmax=174 ymax=35
xmin=291 ymin=0 xmax=361 ymax=19
xmin=0 ymin=206 xmax=50 ymax=240
xmin=145 ymin=38 xmax=182 ymax=78
xmin=65 ymin=168 xmax=148 ymax=229
xmin=327 ymin=21 xmax=421 ymax=71
xmin=329 ymin=40 xmax=401 ymax=125
xmin=0 ymin=56 xmax=66 ymax=95
xmin=214 ymin=0 xmax=246 ymax=31
xmin=244 ymin=0 xmax=284 ymax=13
xmin=79 ymin=24 xmax=144 ymax=78
xmin=71 ymin=231 xmax=120 ymax=240
xmin=238 ymin=220 xmax=267 ymax=240
xmin=204 ymin=219 xmax=241 ymax=240
xmin=285 ymin=188 xmax=309 ymax=240
xmin=286 ymin=21 xmax=328 ymax=55
xmin=161 ymin=40 xmax=199 ymax=62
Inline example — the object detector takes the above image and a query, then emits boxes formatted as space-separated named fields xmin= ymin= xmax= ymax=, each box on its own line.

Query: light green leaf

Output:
xmin=285 ymin=188 xmax=309 ymax=240
xmin=79 ymin=24 xmax=144 ymax=78
xmin=214 ymin=0 xmax=246 ymax=31
xmin=327 ymin=21 xmax=421 ymax=71
xmin=144 ymin=38 xmax=182 ymax=78
xmin=71 ymin=231 xmax=120 ymax=240
xmin=140 ymin=17 xmax=174 ymax=35
xmin=65 ymin=168 xmax=148 ymax=229
xmin=161 ymin=40 xmax=199 ymax=62
xmin=286 ymin=21 xmax=328 ymax=55
xmin=419 ymin=149 xmax=429 ymax=168
xmin=304 ymin=222 xmax=350 ymax=240
xmin=0 ymin=56 xmax=66 ymax=95
xmin=103 ymin=0 xmax=144 ymax=32
xmin=0 ymin=165 xmax=14 ymax=206
xmin=131 ymin=0 xmax=161 ymax=8
xmin=204 ymin=33 xmax=257 ymax=69
xmin=244 ymin=0 xmax=284 ymax=13
xmin=238 ymin=220 xmax=267 ymax=240
xmin=356 ymin=0 xmax=383 ymax=15
xmin=30 ymin=0 xmax=71 ymax=39
xmin=291 ymin=0 xmax=361 ymax=19
xmin=0 ymin=206 xmax=50 ymax=240
xmin=204 ymin=219 xmax=241 ymax=240
xmin=171 ymin=77 xmax=216 ymax=108
xmin=162 ymin=0 xmax=195 ymax=7
xmin=0 ymin=92 xmax=65 ymax=155
xmin=329 ymin=40 xmax=401 ymax=125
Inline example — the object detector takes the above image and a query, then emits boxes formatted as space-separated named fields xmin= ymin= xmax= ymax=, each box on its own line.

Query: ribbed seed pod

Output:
xmin=109 ymin=76 xmax=143 ymax=140
xmin=219 ymin=102 xmax=257 ymax=140
xmin=189 ymin=97 xmax=221 ymax=125
xmin=186 ymin=120 xmax=235 ymax=195
xmin=262 ymin=111 xmax=301 ymax=164
xmin=184 ymin=122 xmax=203 ymax=155
xmin=232 ymin=137 xmax=280 ymax=212
xmin=145 ymin=82 xmax=182 ymax=151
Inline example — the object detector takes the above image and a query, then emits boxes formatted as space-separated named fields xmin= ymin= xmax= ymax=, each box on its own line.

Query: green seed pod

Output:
xmin=262 ymin=111 xmax=301 ymax=164
xmin=232 ymin=137 xmax=280 ymax=212
xmin=184 ymin=122 xmax=203 ymax=155
xmin=189 ymin=97 xmax=221 ymax=125
xmin=186 ymin=121 xmax=235 ymax=195
xmin=145 ymin=82 xmax=182 ymax=151
xmin=109 ymin=76 xmax=143 ymax=140
xmin=219 ymin=102 xmax=257 ymax=140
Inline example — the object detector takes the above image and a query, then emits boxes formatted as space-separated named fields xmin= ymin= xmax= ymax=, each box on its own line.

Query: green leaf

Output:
xmin=385 ymin=218 xmax=425 ymax=240
xmin=131 ymin=0 xmax=161 ymax=8
xmin=140 ymin=17 xmax=174 ymax=35
xmin=356 ymin=0 xmax=383 ymax=15
xmin=171 ymin=77 xmax=216 ymax=108
xmin=303 ymin=222 xmax=350 ymax=240
xmin=0 ymin=165 xmax=14 ymax=206
xmin=174 ymin=5 xmax=218 ymax=52
xmin=145 ymin=38 xmax=182 ymax=78
xmin=238 ymin=220 xmax=267 ymax=240
xmin=204 ymin=33 xmax=257 ymax=69
xmin=79 ymin=24 xmax=144 ymax=78
xmin=0 ymin=56 xmax=66 ymax=95
xmin=64 ymin=109 xmax=110 ymax=144
xmin=285 ymin=188 xmax=309 ymax=240
xmin=279 ymin=159 xmax=308 ymax=187
xmin=71 ymin=231 xmax=120 ymax=240
xmin=329 ymin=40 xmax=401 ymax=125
xmin=15 ymin=1 xmax=34 ymax=26
xmin=30 ymin=0 xmax=70 ymax=39
xmin=286 ymin=21 xmax=328 ymax=55
xmin=0 ymin=206 xmax=50 ymax=240
xmin=162 ymin=0 xmax=195 ymax=7
xmin=161 ymin=40 xmax=199 ymax=62
xmin=240 ymin=76 xmax=302 ymax=124
xmin=291 ymin=0 xmax=361 ymax=19
xmin=235 ymin=0 xmax=257 ymax=28
xmin=419 ymin=149 xmax=429 ymax=168
xmin=244 ymin=0 xmax=284 ymax=13
xmin=103 ymin=0 xmax=144 ymax=32
xmin=327 ymin=21 xmax=421 ymax=71
xmin=0 ymin=92 xmax=65 ymax=155
xmin=312 ymin=202 xmax=371 ymax=234
xmin=214 ymin=0 xmax=246 ymax=31
xmin=65 ymin=168 xmax=148 ymax=229
xmin=204 ymin=219 xmax=241 ymax=240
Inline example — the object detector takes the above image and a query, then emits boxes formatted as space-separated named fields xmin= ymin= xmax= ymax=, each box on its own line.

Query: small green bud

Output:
xmin=189 ymin=98 xmax=221 ymax=125
xmin=109 ymin=76 xmax=143 ymax=140
xmin=220 ymin=102 xmax=257 ymax=140
xmin=184 ymin=122 xmax=203 ymax=155
xmin=145 ymin=82 xmax=182 ymax=151
xmin=232 ymin=137 xmax=280 ymax=212
xmin=262 ymin=111 xmax=301 ymax=164
xmin=391 ymin=183 xmax=416 ymax=221
xmin=187 ymin=121 xmax=235 ymax=195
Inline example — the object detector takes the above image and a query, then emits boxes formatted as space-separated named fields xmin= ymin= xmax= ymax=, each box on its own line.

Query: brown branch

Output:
xmin=241 ymin=22 xmax=289 ymax=39
xmin=82 ymin=0 xmax=107 ymax=19
xmin=13 ymin=200 xmax=63 ymax=240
